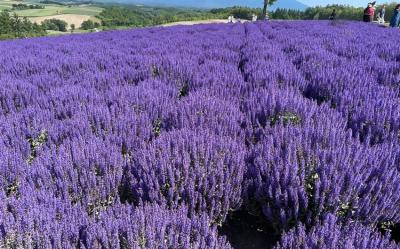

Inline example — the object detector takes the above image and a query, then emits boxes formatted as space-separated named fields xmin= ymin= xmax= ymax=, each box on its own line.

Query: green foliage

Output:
xmin=379 ymin=221 xmax=395 ymax=233
xmin=336 ymin=201 xmax=358 ymax=217
xmin=303 ymin=4 xmax=364 ymax=21
xmin=87 ymin=196 xmax=114 ymax=216
xmin=97 ymin=6 xmax=223 ymax=27
xmin=41 ymin=18 xmax=68 ymax=32
xmin=152 ymin=119 xmax=162 ymax=137
xmin=271 ymin=8 xmax=304 ymax=20
xmin=80 ymin=19 xmax=99 ymax=30
xmin=98 ymin=2 xmax=389 ymax=30
xmin=27 ymin=129 xmax=48 ymax=164
xmin=97 ymin=5 xmax=281 ymax=28
xmin=270 ymin=111 xmax=302 ymax=126
xmin=0 ymin=10 xmax=46 ymax=40
xmin=6 ymin=181 xmax=19 ymax=197
xmin=271 ymin=3 xmax=398 ymax=21
xmin=97 ymin=3 xmax=400 ymax=27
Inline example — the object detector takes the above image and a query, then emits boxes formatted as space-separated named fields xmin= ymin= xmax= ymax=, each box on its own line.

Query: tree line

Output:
xmin=11 ymin=4 xmax=45 ymax=10
xmin=272 ymin=3 xmax=398 ymax=22
xmin=212 ymin=4 xmax=398 ymax=22
xmin=96 ymin=4 xmax=399 ymax=29
xmin=97 ymin=6 xmax=222 ymax=28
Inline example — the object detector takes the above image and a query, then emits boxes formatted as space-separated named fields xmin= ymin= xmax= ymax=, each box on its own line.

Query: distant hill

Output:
xmin=110 ymin=0 xmax=309 ymax=11
xmin=271 ymin=0 xmax=308 ymax=10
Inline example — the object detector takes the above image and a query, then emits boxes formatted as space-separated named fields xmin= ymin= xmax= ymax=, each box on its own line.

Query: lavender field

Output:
xmin=0 ymin=20 xmax=400 ymax=248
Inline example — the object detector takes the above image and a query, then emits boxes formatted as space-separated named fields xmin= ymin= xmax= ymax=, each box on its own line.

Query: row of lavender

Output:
xmin=0 ymin=21 xmax=399 ymax=248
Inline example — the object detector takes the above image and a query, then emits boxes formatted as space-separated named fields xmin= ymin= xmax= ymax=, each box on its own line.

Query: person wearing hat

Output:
xmin=390 ymin=4 xmax=400 ymax=27
xmin=363 ymin=2 xmax=375 ymax=22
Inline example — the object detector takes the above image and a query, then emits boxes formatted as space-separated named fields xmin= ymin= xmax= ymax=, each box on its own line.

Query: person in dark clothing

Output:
xmin=363 ymin=2 xmax=376 ymax=22
xmin=390 ymin=4 xmax=400 ymax=27
xmin=329 ymin=9 xmax=337 ymax=20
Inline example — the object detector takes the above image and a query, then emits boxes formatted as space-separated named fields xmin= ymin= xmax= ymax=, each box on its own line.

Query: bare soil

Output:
xmin=30 ymin=14 xmax=92 ymax=29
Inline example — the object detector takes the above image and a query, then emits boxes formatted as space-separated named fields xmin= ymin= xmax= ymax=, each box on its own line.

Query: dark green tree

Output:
xmin=41 ymin=19 xmax=68 ymax=32
xmin=0 ymin=10 xmax=12 ymax=35
xmin=12 ymin=13 xmax=22 ymax=37
xmin=81 ymin=19 xmax=99 ymax=30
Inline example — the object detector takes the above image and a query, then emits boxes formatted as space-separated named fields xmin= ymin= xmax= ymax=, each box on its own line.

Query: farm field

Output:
xmin=0 ymin=0 xmax=102 ymax=29
xmin=30 ymin=14 xmax=93 ymax=28
xmin=0 ymin=0 xmax=20 ymax=10
xmin=14 ymin=4 xmax=103 ymax=17
xmin=0 ymin=21 xmax=399 ymax=248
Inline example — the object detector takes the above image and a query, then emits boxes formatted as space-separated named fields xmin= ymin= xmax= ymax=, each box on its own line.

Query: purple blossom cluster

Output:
xmin=0 ymin=20 xmax=399 ymax=248
xmin=275 ymin=214 xmax=398 ymax=249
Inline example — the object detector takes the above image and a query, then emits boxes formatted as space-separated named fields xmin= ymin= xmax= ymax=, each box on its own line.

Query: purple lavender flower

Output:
xmin=123 ymin=129 xmax=246 ymax=224
xmin=275 ymin=214 xmax=399 ymax=249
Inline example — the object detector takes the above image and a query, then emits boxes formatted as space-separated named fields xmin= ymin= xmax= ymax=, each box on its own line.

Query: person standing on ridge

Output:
xmin=329 ymin=9 xmax=337 ymax=20
xmin=363 ymin=2 xmax=375 ymax=22
xmin=390 ymin=4 xmax=400 ymax=27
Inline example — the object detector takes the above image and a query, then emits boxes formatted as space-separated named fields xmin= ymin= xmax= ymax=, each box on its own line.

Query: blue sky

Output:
xmin=300 ymin=0 xmax=365 ymax=7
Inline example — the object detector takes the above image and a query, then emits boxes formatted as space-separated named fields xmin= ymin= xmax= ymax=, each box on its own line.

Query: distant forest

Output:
xmin=271 ymin=4 xmax=399 ymax=21
xmin=96 ymin=6 xmax=221 ymax=27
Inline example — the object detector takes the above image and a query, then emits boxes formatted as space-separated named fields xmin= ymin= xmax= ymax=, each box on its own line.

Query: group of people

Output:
xmin=362 ymin=2 xmax=400 ymax=27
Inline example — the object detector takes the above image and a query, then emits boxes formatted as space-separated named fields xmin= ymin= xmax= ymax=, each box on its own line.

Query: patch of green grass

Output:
xmin=14 ymin=5 xmax=61 ymax=16
xmin=62 ymin=5 xmax=103 ymax=16
xmin=0 ymin=0 xmax=18 ymax=10
xmin=15 ymin=5 xmax=60 ymax=16
xmin=11 ymin=4 xmax=102 ymax=17
xmin=45 ymin=29 xmax=68 ymax=35
xmin=46 ymin=28 xmax=92 ymax=36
